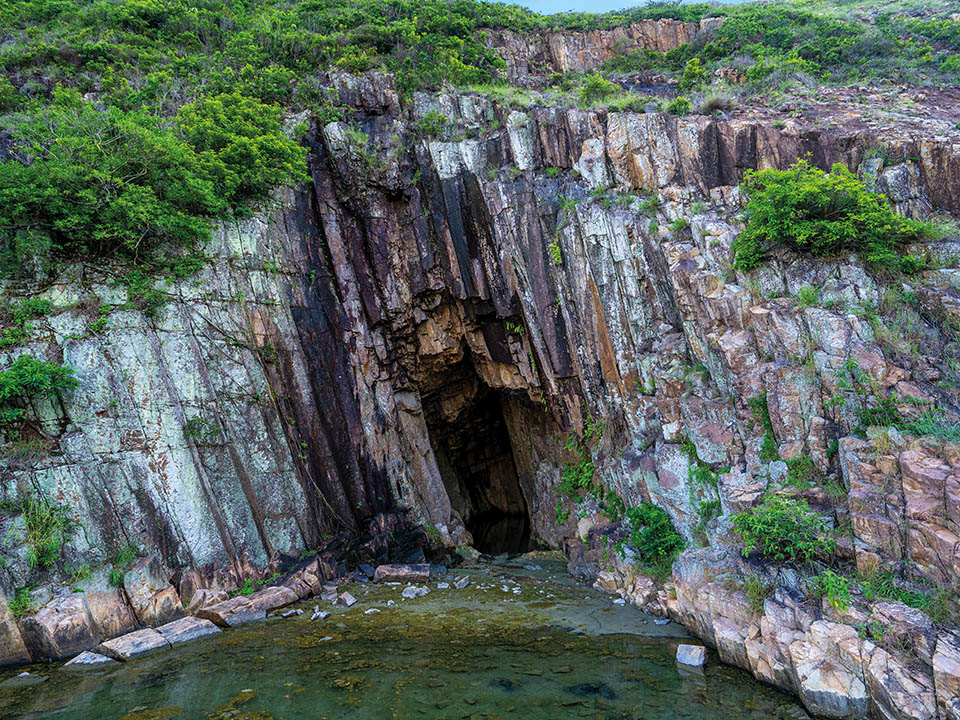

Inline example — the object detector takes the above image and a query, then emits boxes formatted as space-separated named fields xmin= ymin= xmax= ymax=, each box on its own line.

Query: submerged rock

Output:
xmin=63 ymin=650 xmax=118 ymax=669
xmin=97 ymin=628 xmax=170 ymax=661
xmin=155 ymin=617 xmax=220 ymax=646
xmin=676 ymin=644 xmax=706 ymax=669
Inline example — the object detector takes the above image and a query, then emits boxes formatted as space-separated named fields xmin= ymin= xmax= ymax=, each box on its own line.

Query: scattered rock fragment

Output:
xmin=401 ymin=585 xmax=430 ymax=599
xmin=676 ymin=644 xmax=706 ymax=669
xmin=155 ymin=616 xmax=221 ymax=646
xmin=64 ymin=651 xmax=118 ymax=669
xmin=337 ymin=592 xmax=357 ymax=607
xmin=454 ymin=576 xmax=470 ymax=589
xmin=96 ymin=628 xmax=169 ymax=661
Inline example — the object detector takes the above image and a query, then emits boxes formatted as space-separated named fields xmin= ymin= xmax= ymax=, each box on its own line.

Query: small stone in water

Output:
xmin=613 ymin=598 xmax=625 ymax=605
xmin=454 ymin=576 xmax=470 ymax=589
xmin=310 ymin=611 xmax=329 ymax=621
xmin=337 ymin=592 xmax=357 ymax=607
xmin=654 ymin=618 xmax=671 ymax=626
xmin=437 ymin=582 xmax=449 ymax=589
xmin=676 ymin=644 xmax=706 ymax=668
xmin=364 ymin=608 xmax=381 ymax=614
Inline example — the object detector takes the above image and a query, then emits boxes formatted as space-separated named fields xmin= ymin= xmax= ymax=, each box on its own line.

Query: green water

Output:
xmin=0 ymin=557 xmax=809 ymax=720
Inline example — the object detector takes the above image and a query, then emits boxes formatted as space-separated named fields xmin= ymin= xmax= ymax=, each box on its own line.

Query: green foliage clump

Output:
xmin=0 ymin=354 xmax=78 ymax=426
xmin=578 ymin=73 xmax=620 ymax=107
xmin=743 ymin=573 xmax=774 ymax=614
xmin=732 ymin=495 xmax=834 ymax=564
xmin=677 ymin=57 xmax=708 ymax=92
xmin=8 ymin=587 xmax=33 ymax=619
xmin=109 ymin=545 xmax=137 ymax=587
xmin=0 ymin=297 xmax=52 ymax=348
xmin=794 ymin=285 xmax=820 ymax=309
xmin=748 ymin=391 xmax=779 ymax=462
xmin=411 ymin=110 xmax=448 ymax=138
xmin=732 ymin=160 xmax=938 ymax=274
xmin=812 ymin=569 xmax=851 ymax=611
xmin=24 ymin=498 xmax=73 ymax=569
xmin=785 ymin=454 xmax=821 ymax=490
xmin=623 ymin=502 xmax=685 ymax=577
xmin=666 ymin=95 xmax=692 ymax=116
xmin=176 ymin=92 xmax=308 ymax=206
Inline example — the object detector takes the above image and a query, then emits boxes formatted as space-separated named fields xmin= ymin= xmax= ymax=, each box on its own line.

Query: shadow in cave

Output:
xmin=420 ymin=356 xmax=531 ymax=555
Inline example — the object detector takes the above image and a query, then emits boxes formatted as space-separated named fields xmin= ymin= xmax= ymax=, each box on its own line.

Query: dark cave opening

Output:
xmin=420 ymin=357 xmax=531 ymax=555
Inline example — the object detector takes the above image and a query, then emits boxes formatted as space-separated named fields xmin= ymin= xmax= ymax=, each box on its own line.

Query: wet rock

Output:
xmin=197 ymin=586 xmax=298 ymax=628
xmin=676 ymin=644 xmax=706 ymax=668
xmin=186 ymin=589 xmax=229 ymax=614
xmin=0 ymin=671 xmax=45 ymax=687
xmin=0 ymin=594 xmax=30 ymax=667
xmin=401 ymin=585 xmax=430 ymax=599
xmin=18 ymin=594 xmax=99 ymax=662
xmin=122 ymin=557 xmax=184 ymax=627
xmin=337 ymin=592 xmax=357 ymax=607
xmin=96 ymin=628 xmax=170 ymax=661
xmin=155 ymin=617 xmax=221 ymax=646
xmin=373 ymin=564 xmax=431 ymax=584
xmin=63 ymin=650 xmax=118 ymax=669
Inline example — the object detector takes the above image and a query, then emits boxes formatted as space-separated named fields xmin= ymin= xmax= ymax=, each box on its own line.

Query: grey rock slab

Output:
xmin=454 ymin=576 xmax=470 ymax=589
xmin=337 ymin=592 xmax=357 ymax=607
xmin=0 ymin=671 xmax=45 ymax=687
xmin=97 ymin=628 xmax=170 ymax=661
xmin=310 ymin=611 xmax=329 ymax=621
xmin=64 ymin=650 xmax=119 ymax=669
xmin=155 ymin=616 xmax=221 ymax=646
xmin=373 ymin=564 xmax=431 ymax=584
xmin=676 ymin=644 xmax=706 ymax=668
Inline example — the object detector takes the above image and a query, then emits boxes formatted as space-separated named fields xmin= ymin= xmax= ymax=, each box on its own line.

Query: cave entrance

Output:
xmin=421 ymin=356 xmax=530 ymax=555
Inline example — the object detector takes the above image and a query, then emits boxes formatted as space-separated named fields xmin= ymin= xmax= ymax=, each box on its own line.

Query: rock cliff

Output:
xmin=2 ymin=55 xmax=960 ymax=719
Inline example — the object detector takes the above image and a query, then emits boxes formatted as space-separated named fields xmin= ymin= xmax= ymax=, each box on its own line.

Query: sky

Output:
xmin=492 ymin=0 xmax=742 ymax=13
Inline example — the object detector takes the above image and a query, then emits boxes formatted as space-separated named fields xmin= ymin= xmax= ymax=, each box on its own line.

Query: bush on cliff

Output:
xmin=623 ymin=502 xmax=685 ymax=576
xmin=0 ymin=354 xmax=78 ymax=426
xmin=0 ymin=87 xmax=305 ymax=272
xmin=732 ymin=495 xmax=834 ymax=565
xmin=732 ymin=159 xmax=938 ymax=275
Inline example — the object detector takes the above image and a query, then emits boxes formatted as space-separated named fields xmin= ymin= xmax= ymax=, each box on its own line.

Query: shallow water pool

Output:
xmin=0 ymin=557 xmax=810 ymax=719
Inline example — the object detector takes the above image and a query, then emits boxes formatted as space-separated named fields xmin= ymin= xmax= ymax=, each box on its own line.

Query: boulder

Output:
xmin=283 ymin=558 xmax=325 ymax=600
xmin=676 ymin=644 xmax=706 ymax=668
xmin=123 ymin=557 xmax=184 ymax=626
xmin=789 ymin=637 xmax=869 ymax=719
xmin=0 ymin=594 xmax=30 ymax=667
xmin=373 ymin=564 xmax=431 ymax=583
xmin=18 ymin=594 xmax=99 ymax=661
xmin=197 ymin=586 xmax=298 ymax=628
xmin=81 ymin=571 xmax=138 ymax=641
xmin=64 ymin=650 xmax=118 ymax=669
xmin=97 ymin=628 xmax=169 ymax=661
xmin=186 ymin=589 xmax=229 ymax=614
xmin=155 ymin=616 xmax=220 ymax=646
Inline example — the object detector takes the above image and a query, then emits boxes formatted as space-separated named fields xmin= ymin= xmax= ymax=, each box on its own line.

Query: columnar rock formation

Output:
xmin=1 ymin=58 xmax=960 ymax=719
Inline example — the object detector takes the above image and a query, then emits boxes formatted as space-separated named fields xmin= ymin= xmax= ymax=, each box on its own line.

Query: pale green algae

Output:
xmin=0 ymin=556 xmax=811 ymax=719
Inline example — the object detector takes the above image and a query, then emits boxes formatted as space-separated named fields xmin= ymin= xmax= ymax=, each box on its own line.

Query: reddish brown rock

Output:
xmin=123 ymin=557 xmax=184 ymax=627
xmin=18 ymin=595 xmax=99 ymax=661
xmin=373 ymin=564 xmax=431 ymax=584
xmin=196 ymin=586 xmax=298 ymax=628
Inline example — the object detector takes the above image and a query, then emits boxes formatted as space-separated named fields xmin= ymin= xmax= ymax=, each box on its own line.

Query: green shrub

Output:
xmin=411 ymin=110 xmax=448 ymax=138
xmin=21 ymin=497 xmax=74 ymax=569
xmin=175 ymin=92 xmax=308 ymax=206
xmin=732 ymin=160 xmax=938 ymax=274
xmin=677 ymin=57 xmax=708 ymax=92
xmin=108 ymin=544 xmax=137 ymax=587
xmin=794 ymin=286 xmax=820 ymax=309
xmin=623 ymin=502 xmax=685 ymax=575
xmin=578 ymin=73 xmax=619 ymax=106
xmin=0 ymin=297 xmax=52 ymax=348
xmin=785 ymin=454 xmax=821 ymax=490
xmin=748 ymin=391 xmax=779 ymax=462
xmin=811 ymin=569 xmax=851 ymax=611
xmin=0 ymin=354 xmax=78 ymax=426
xmin=743 ymin=573 xmax=774 ymax=614
xmin=666 ymin=96 xmax=692 ymax=116
xmin=732 ymin=495 xmax=834 ymax=564
xmin=8 ymin=587 xmax=32 ymax=618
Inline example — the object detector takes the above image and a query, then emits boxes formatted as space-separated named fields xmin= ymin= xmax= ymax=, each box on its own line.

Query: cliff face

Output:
xmin=2 ymin=65 xmax=960 ymax=717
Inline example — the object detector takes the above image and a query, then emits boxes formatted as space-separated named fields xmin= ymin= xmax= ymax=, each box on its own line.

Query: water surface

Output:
xmin=0 ymin=556 xmax=809 ymax=719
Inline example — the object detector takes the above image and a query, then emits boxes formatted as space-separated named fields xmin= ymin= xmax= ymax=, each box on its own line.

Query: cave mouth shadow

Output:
xmin=420 ymin=356 xmax=531 ymax=555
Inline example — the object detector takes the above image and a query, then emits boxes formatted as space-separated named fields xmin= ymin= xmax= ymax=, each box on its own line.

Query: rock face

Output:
xmin=0 ymin=51 xmax=959 ymax=720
